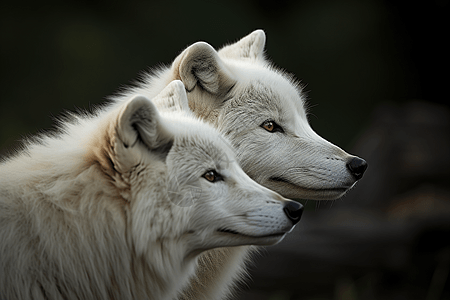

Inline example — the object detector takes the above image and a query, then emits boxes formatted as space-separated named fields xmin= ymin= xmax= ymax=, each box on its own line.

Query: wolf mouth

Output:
xmin=269 ymin=176 xmax=350 ymax=192
xmin=217 ymin=228 xmax=286 ymax=239
xmin=217 ymin=228 xmax=240 ymax=235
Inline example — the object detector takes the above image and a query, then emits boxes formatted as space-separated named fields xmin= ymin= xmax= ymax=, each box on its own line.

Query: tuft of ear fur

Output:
xmin=173 ymin=42 xmax=236 ymax=95
xmin=152 ymin=80 xmax=190 ymax=113
xmin=218 ymin=29 xmax=266 ymax=61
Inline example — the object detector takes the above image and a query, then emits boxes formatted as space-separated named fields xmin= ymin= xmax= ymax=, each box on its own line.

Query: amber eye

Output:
xmin=261 ymin=120 xmax=284 ymax=133
xmin=262 ymin=121 xmax=274 ymax=131
xmin=203 ymin=170 xmax=223 ymax=183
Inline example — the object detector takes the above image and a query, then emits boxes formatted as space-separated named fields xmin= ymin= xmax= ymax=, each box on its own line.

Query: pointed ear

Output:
xmin=112 ymin=95 xmax=173 ymax=171
xmin=218 ymin=29 xmax=266 ymax=61
xmin=117 ymin=95 xmax=168 ymax=149
xmin=172 ymin=42 xmax=236 ymax=95
xmin=152 ymin=80 xmax=190 ymax=113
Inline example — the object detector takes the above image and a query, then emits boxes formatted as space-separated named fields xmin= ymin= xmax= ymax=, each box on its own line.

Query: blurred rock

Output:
xmin=344 ymin=101 xmax=450 ymax=209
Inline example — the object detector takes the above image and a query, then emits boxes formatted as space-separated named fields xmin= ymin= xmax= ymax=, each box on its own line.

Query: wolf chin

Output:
xmin=0 ymin=81 xmax=303 ymax=300
xmin=121 ymin=30 xmax=368 ymax=299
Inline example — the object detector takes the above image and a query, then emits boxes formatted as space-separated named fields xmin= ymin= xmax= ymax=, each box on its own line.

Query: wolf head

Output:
xmin=98 ymin=81 xmax=302 ymax=256
xmin=166 ymin=30 xmax=367 ymax=200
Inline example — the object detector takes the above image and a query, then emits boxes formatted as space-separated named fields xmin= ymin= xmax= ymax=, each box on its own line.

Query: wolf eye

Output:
xmin=203 ymin=170 xmax=223 ymax=183
xmin=261 ymin=120 xmax=284 ymax=133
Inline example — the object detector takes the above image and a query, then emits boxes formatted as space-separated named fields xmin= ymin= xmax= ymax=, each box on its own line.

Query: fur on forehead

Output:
xmin=225 ymin=58 xmax=305 ymax=103
xmin=161 ymin=111 xmax=235 ymax=161
xmin=221 ymin=63 xmax=308 ymax=120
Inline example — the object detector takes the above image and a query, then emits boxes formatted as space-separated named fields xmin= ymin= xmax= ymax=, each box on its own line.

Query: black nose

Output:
xmin=283 ymin=201 xmax=304 ymax=225
xmin=346 ymin=157 xmax=368 ymax=180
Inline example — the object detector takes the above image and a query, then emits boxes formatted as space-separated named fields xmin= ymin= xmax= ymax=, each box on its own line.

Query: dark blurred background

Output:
xmin=1 ymin=0 xmax=449 ymax=299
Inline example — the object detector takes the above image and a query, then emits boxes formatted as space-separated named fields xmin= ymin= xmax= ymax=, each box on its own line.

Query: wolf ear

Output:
xmin=116 ymin=95 xmax=168 ymax=150
xmin=152 ymin=80 xmax=190 ymax=113
xmin=173 ymin=42 xmax=236 ymax=95
xmin=111 ymin=94 xmax=173 ymax=171
xmin=218 ymin=29 xmax=266 ymax=61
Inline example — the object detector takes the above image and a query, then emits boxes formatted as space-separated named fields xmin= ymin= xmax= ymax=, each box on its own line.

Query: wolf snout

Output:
xmin=283 ymin=201 xmax=303 ymax=225
xmin=346 ymin=157 xmax=368 ymax=180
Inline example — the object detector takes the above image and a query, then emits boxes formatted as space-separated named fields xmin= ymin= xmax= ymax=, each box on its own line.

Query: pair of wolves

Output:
xmin=0 ymin=30 xmax=367 ymax=300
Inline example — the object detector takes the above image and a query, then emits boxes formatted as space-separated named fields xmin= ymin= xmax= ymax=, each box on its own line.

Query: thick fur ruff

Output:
xmin=0 ymin=81 xmax=299 ymax=299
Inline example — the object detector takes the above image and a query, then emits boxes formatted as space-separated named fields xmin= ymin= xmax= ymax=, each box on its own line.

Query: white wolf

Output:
xmin=0 ymin=81 xmax=303 ymax=300
xmin=120 ymin=30 xmax=368 ymax=299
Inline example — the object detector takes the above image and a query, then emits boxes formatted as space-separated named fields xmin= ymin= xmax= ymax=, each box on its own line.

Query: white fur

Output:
xmin=124 ymin=30 xmax=363 ymax=201
xmin=0 ymin=81 xmax=300 ymax=300
xmin=104 ymin=30 xmax=367 ymax=299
